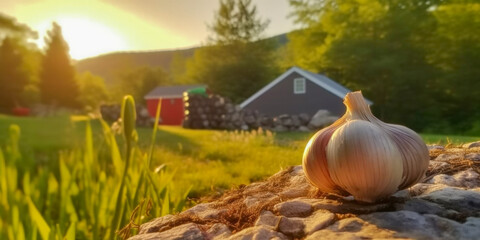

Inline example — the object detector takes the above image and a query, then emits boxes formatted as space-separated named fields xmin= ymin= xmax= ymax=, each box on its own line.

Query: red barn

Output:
xmin=144 ymin=85 xmax=205 ymax=125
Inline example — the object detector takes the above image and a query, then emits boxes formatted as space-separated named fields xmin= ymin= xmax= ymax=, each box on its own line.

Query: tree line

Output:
xmin=0 ymin=14 xmax=170 ymax=112
xmin=1 ymin=0 xmax=479 ymax=135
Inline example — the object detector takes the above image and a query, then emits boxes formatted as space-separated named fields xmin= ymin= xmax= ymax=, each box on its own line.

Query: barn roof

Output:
xmin=144 ymin=84 xmax=206 ymax=99
xmin=240 ymin=66 xmax=372 ymax=108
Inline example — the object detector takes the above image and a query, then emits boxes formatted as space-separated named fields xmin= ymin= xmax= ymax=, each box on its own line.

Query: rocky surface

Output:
xmin=129 ymin=143 xmax=480 ymax=240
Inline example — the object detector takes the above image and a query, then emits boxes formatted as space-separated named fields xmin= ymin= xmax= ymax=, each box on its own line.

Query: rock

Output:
xmin=303 ymin=210 xmax=335 ymax=235
xmin=391 ymin=189 xmax=410 ymax=200
xmin=138 ymin=215 xmax=177 ymax=234
xmin=279 ymin=187 xmax=311 ymax=199
xmin=289 ymin=165 xmax=304 ymax=177
xmin=273 ymin=200 xmax=313 ymax=217
xmin=359 ymin=210 xmax=440 ymax=239
xmin=419 ymin=187 xmax=480 ymax=217
xmin=277 ymin=216 xmax=305 ymax=238
xmin=452 ymin=168 xmax=480 ymax=188
xmin=181 ymin=203 xmax=226 ymax=220
xmin=428 ymin=145 xmax=445 ymax=151
xmin=305 ymin=231 xmax=361 ymax=240
xmin=427 ymin=174 xmax=460 ymax=187
xmin=206 ymin=223 xmax=231 ymax=239
xmin=228 ymin=226 xmax=288 ymax=240
xmin=254 ymin=211 xmax=280 ymax=229
xmin=244 ymin=192 xmax=279 ymax=209
xmin=301 ymin=198 xmax=391 ymax=214
xmin=291 ymin=115 xmax=301 ymax=128
xmin=308 ymin=217 xmax=396 ymax=239
xmin=308 ymin=110 xmax=337 ymax=129
xmin=128 ymin=223 xmax=204 ymax=240
xmin=298 ymin=113 xmax=310 ymax=125
xmin=408 ymin=183 xmax=447 ymax=196
xmin=424 ymin=214 xmax=480 ymax=240
xmin=298 ymin=126 xmax=310 ymax=132
xmin=272 ymin=125 xmax=288 ymax=132
xmin=463 ymin=141 xmax=480 ymax=149
xmin=278 ymin=174 xmax=313 ymax=199
xmin=435 ymin=153 xmax=462 ymax=162
xmin=465 ymin=153 xmax=480 ymax=161
xmin=396 ymin=198 xmax=461 ymax=220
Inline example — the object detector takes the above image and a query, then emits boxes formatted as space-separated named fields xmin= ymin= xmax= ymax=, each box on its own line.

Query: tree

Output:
xmin=114 ymin=66 xmax=170 ymax=103
xmin=0 ymin=37 xmax=28 ymax=111
xmin=77 ymin=72 xmax=109 ymax=110
xmin=426 ymin=2 xmax=480 ymax=132
xmin=0 ymin=13 xmax=41 ymax=108
xmin=287 ymin=0 xmax=441 ymax=130
xmin=182 ymin=0 xmax=279 ymax=103
xmin=0 ymin=13 xmax=37 ymax=40
xmin=39 ymin=22 xmax=79 ymax=108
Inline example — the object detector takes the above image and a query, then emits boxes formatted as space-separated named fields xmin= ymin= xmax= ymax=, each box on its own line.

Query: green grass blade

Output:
xmin=148 ymin=98 xmax=162 ymax=167
xmin=64 ymin=222 xmax=75 ymax=240
xmin=161 ymin=188 xmax=169 ymax=217
xmin=27 ymin=197 xmax=51 ymax=240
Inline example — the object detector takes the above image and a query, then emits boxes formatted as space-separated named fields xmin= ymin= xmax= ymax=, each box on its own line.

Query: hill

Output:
xmin=75 ymin=33 xmax=288 ymax=85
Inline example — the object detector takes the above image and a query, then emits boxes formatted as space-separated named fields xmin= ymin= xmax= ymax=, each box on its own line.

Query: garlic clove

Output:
xmin=342 ymin=91 xmax=430 ymax=190
xmin=326 ymin=120 xmax=403 ymax=203
xmin=382 ymin=124 xmax=429 ymax=189
xmin=302 ymin=122 xmax=346 ymax=194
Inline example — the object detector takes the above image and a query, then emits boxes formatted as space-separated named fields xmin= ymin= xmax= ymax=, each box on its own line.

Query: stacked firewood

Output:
xmin=182 ymin=93 xmax=338 ymax=131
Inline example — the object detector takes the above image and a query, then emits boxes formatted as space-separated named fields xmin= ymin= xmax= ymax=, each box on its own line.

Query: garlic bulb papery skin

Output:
xmin=302 ymin=91 xmax=429 ymax=203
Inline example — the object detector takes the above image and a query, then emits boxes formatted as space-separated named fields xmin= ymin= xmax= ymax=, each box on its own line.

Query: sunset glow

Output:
xmin=4 ymin=0 xmax=293 ymax=60
xmin=35 ymin=17 xmax=128 ymax=59
xmin=8 ymin=0 xmax=196 ymax=59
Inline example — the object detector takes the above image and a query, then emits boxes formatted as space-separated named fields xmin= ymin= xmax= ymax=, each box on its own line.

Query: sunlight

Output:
xmin=35 ymin=17 xmax=128 ymax=60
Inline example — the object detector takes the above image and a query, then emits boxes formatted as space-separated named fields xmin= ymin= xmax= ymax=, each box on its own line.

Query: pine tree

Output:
xmin=0 ymin=37 xmax=28 ymax=111
xmin=183 ymin=0 xmax=279 ymax=103
xmin=39 ymin=22 xmax=79 ymax=108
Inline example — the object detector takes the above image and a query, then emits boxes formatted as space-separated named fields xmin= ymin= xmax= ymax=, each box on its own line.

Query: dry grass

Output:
xmin=424 ymin=146 xmax=480 ymax=182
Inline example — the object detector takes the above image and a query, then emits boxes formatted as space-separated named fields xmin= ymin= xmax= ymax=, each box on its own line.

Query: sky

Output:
xmin=1 ymin=0 xmax=296 ymax=60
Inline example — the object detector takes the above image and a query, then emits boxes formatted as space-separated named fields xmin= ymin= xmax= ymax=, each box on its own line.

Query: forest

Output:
xmin=1 ymin=0 xmax=479 ymax=134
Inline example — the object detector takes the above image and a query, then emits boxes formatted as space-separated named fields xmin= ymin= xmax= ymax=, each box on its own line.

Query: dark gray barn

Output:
xmin=240 ymin=66 xmax=371 ymax=117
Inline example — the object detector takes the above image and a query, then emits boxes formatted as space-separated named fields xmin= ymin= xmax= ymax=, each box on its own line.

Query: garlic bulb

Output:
xmin=302 ymin=91 xmax=429 ymax=203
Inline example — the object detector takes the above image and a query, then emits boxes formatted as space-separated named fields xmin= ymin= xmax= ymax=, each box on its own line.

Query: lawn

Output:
xmin=0 ymin=114 xmax=479 ymax=239
xmin=1 ymin=114 xmax=479 ymax=198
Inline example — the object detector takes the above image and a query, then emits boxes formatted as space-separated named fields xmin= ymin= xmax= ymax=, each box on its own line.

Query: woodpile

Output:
xmin=100 ymin=104 xmax=155 ymax=127
xmin=182 ymin=93 xmax=338 ymax=131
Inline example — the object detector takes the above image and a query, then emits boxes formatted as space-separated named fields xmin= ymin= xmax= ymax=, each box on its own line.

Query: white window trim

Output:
xmin=294 ymin=78 xmax=306 ymax=94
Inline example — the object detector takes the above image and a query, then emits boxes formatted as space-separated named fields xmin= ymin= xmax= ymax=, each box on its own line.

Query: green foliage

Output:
xmin=426 ymin=2 xmax=480 ymax=131
xmin=287 ymin=0 xmax=480 ymax=133
xmin=39 ymin=22 xmax=79 ymax=108
xmin=77 ymin=72 xmax=109 ymax=110
xmin=288 ymin=0 xmax=441 ymax=130
xmin=114 ymin=66 xmax=170 ymax=103
xmin=0 ymin=13 xmax=38 ymax=39
xmin=182 ymin=0 xmax=280 ymax=103
xmin=0 ymin=104 xmax=188 ymax=239
xmin=0 ymin=37 xmax=28 ymax=111
xmin=209 ymin=0 xmax=269 ymax=44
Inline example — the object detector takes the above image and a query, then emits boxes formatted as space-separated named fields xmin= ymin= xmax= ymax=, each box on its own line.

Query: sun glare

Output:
xmin=35 ymin=17 xmax=128 ymax=60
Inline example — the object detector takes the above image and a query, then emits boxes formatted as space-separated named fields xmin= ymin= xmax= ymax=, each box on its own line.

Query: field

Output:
xmin=0 ymin=114 xmax=479 ymax=239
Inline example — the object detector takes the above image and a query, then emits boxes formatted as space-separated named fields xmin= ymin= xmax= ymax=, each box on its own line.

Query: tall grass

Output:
xmin=0 ymin=97 xmax=189 ymax=240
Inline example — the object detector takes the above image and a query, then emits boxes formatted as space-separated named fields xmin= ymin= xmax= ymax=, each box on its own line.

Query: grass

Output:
xmin=0 ymin=113 xmax=479 ymax=239
xmin=0 ymin=106 xmax=189 ymax=239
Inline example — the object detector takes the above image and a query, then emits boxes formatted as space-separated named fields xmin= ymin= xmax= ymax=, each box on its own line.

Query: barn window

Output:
xmin=294 ymin=78 xmax=306 ymax=94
